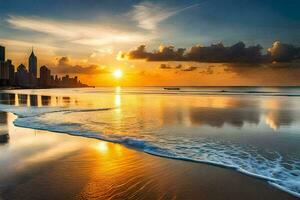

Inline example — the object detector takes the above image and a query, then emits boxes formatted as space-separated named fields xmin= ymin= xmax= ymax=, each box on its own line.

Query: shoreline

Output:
xmin=0 ymin=111 xmax=296 ymax=199
xmin=6 ymin=110 xmax=300 ymax=198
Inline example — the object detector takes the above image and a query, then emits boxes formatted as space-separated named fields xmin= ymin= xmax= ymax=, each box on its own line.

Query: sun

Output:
xmin=113 ymin=69 xmax=123 ymax=79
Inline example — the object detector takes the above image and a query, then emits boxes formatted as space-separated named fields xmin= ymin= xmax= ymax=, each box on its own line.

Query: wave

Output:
xmin=0 ymin=104 xmax=114 ymax=118
xmin=0 ymin=105 xmax=299 ymax=198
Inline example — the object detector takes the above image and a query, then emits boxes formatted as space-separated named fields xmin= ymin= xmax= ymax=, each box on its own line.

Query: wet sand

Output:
xmin=0 ymin=113 xmax=297 ymax=200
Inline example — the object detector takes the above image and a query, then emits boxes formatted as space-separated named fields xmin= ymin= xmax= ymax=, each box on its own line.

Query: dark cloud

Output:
xmin=121 ymin=41 xmax=300 ymax=63
xmin=268 ymin=41 xmax=300 ymax=62
xmin=159 ymin=63 xmax=216 ymax=74
xmin=58 ymin=56 xmax=70 ymax=65
xmin=187 ymin=42 xmax=264 ymax=63
xmin=52 ymin=56 xmax=108 ymax=75
xmin=160 ymin=63 xmax=187 ymax=70
xmin=121 ymin=45 xmax=186 ymax=61
xmin=199 ymin=66 xmax=214 ymax=74
xmin=182 ymin=66 xmax=197 ymax=71
xmin=159 ymin=64 xmax=172 ymax=69
xmin=175 ymin=64 xmax=182 ymax=69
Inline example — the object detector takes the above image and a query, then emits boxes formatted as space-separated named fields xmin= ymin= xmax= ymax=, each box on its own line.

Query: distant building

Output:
xmin=0 ymin=46 xmax=5 ymax=62
xmin=40 ymin=65 xmax=51 ymax=87
xmin=28 ymin=49 xmax=38 ymax=87
xmin=29 ymin=49 xmax=37 ymax=78
xmin=0 ymin=48 xmax=14 ymax=86
xmin=0 ymin=61 xmax=9 ymax=85
xmin=15 ymin=64 xmax=29 ymax=87
xmin=7 ymin=60 xmax=15 ymax=86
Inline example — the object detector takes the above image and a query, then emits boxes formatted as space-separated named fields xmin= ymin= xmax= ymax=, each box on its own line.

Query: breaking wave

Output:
xmin=0 ymin=104 xmax=299 ymax=198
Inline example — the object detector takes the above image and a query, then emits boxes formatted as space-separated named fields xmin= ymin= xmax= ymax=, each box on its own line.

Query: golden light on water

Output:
xmin=95 ymin=142 xmax=108 ymax=153
xmin=113 ymin=69 xmax=123 ymax=79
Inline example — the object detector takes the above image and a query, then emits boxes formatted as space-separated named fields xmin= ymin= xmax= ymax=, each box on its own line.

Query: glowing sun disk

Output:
xmin=113 ymin=69 xmax=123 ymax=79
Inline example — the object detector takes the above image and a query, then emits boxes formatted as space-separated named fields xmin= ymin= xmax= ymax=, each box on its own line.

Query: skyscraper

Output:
xmin=0 ymin=46 xmax=5 ymax=62
xmin=29 ymin=49 xmax=37 ymax=78
xmin=40 ymin=65 xmax=51 ymax=87
xmin=7 ymin=60 xmax=15 ymax=85
xmin=15 ymin=64 xmax=29 ymax=87
xmin=0 ymin=61 xmax=9 ymax=86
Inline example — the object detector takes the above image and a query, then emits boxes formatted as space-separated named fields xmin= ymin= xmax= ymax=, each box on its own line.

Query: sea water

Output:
xmin=0 ymin=87 xmax=299 ymax=197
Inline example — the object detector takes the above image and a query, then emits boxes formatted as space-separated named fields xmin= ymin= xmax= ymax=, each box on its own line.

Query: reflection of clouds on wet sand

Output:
xmin=189 ymin=107 xmax=260 ymax=128
xmin=265 ymin=110 xmax=294 ymax=130
xmin=0 ymin=113 xmax=85 ymax=178
xmin=0 ymin=91 xmax=299 ymax=132
xmin=262 ymin=99 xmax=295 ymax=130
xmin=0 ymin=112 xmax=9 ymax=144
xmin=0 ymin=91 xmax=298 ymax=131
xmin=158 ymin=96 xmax=296 ymax=130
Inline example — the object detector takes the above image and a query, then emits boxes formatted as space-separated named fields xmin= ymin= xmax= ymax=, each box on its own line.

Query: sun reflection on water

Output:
xmin=95 ymin=141 xmax=109 ymax=154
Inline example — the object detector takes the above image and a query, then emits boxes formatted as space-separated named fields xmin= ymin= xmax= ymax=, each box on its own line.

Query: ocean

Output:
xmin=0 ymin=86 xmax=299 ymax=197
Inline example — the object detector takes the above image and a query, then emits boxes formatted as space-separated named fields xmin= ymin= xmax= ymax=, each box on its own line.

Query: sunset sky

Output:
xmin=1 ymin=0 xmax=300 ymax=86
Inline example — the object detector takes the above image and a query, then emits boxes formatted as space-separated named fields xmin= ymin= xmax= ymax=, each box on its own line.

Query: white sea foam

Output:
xmin=0 ymin=104 xmax=300 ymax=198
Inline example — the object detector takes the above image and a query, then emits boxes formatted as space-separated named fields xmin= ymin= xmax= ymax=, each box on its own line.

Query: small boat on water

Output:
xmin=164 ymin=87 xmax=180 ymax=91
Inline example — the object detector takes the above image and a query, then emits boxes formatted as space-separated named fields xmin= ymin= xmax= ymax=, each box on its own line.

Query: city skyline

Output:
xmin=0 ymin=45 xmax=87 ymax=88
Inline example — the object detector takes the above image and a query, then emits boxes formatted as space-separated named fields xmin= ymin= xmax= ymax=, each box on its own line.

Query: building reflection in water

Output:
xmin=30 ymin=95 xmax=38 ymax=106
xmin=0 ymin=111 xmax=9 ymax=144
xmin=0 ymin=93 xmax=15 ymax=105
xmin=62 ymin=96 xmax=71 ymax=106
xmin=0 ymin=91 xmax=297 ymax=132
xmin=18 ymin=94 xmax=28 ymax=106
xmin=41 ymin=95 xmax=51 ymax=106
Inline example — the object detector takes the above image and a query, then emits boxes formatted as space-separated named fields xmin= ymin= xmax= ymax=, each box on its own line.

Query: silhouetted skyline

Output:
xmin=0 ymin=45 xmax=88 ymax=88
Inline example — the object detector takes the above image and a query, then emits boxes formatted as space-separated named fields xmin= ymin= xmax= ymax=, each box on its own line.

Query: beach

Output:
xmin=1 ymin=0 xmax=300 ymax=198
xmin=0 ymin=112 xmax=297 ymax=200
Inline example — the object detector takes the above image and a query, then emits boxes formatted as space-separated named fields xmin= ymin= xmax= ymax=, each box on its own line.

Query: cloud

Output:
xmin=0 ymin=38 xmax=58 ymax=52
xmin=268 ymin=41 xmax=300 ymax=62
xmin=160 ymin=64 xmax=172 ymax=69
xmin=120 ymin=41 xmax=300 ymax=63
xmin=199 ymin=66 xmax=214 ymax=74
xmin=6 ymin=15 xmax=150 ymax=46
xmin=120 ymin=44 xmax=186 ymax=61
xmin=58 ymin=56 xmax=70 ymax=65
xmin=89 ymin=48 xmax=114 ymax=58
xmin=131 ymin=2 xmax=199 ymax=31
xmin=175 ymin=64 xmax=183 ymax=69
xmin=182 ymin=66 xmax=198 ymax=71
xmin=52 ymin=56 xmax=108 ymax=75
xmin=159 ymin=63 xmax=200 ymax=71
xmin=187 ymin=42 xmax=264 ymax=63
xmin=158 ymin=63 xmax=216 ymax=74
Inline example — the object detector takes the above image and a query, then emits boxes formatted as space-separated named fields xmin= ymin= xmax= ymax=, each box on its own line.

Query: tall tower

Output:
xmin=29 ymin=48 xmax=37 ymax=78
xmin=0 ymin=46 xmax=5 ymax=62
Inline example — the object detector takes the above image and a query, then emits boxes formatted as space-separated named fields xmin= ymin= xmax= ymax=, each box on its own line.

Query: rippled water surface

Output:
xmin=0 ymin=87 xmax=300 ymax=197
